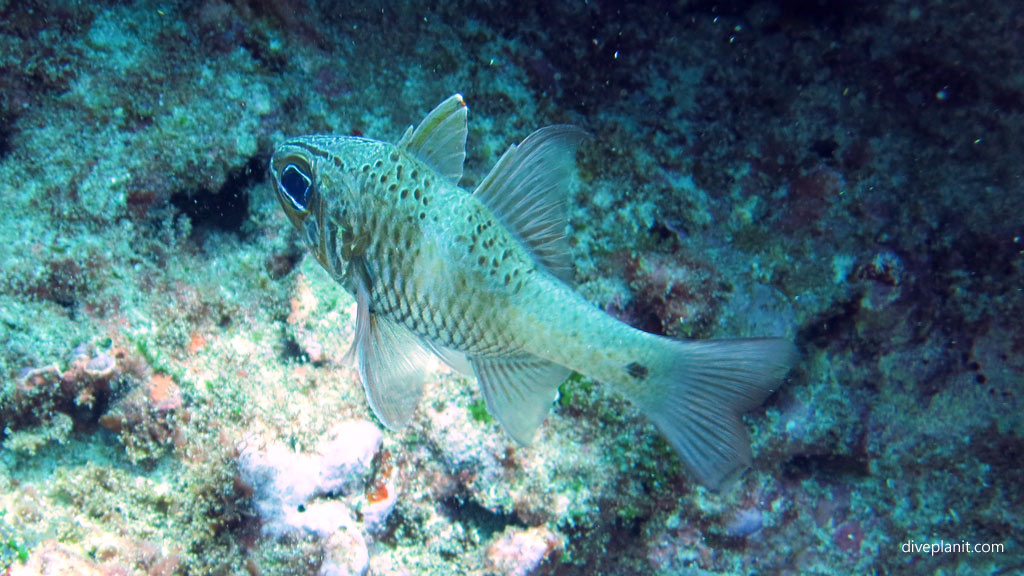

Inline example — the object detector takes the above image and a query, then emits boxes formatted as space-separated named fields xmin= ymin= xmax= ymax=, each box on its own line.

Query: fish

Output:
xmin=270 ymin=94 xmax=797 ymax=489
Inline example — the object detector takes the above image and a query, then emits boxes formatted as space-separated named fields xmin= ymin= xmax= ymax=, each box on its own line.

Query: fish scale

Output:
xmin=335 ymin=144 xmax=529 ymax=356
xmin=361 ymin=188 xmax=511 ymax=355
xmin=270 ymin=94 xmax=797 ymax=489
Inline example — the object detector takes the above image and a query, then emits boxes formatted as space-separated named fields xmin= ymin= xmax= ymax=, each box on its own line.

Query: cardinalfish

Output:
xmin=270 ymin=94 xmax=796 ymax=489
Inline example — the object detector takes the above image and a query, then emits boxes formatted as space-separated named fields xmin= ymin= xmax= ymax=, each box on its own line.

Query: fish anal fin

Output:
xmin=473 ymin=125 xmax=588 ymax=284
xmin=471 ymin=355 xmax=570 ymax=445
xmin=397 ymin=94 xmax=468 ymax=185
xmin=352 ymin=277 xmax=430 ymax=429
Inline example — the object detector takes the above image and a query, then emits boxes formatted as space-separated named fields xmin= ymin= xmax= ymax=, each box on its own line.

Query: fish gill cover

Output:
xmin=0 ymin=1 xmax=1021 ymax=575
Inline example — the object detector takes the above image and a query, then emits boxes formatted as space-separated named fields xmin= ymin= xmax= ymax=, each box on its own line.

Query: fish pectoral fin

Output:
xmin=352 ymin=280 xmax=431 ymax=430
xmin=472 ymin=125 xmax=588 ymax=284
xmin=397 ymin=93 xmax=468 ymax=185
xmin=471 ymin=355 xmax=570 ymax=445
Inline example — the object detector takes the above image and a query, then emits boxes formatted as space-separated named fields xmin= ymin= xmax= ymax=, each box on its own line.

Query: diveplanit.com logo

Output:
xmin=902 ymin=539 xmax=1005 ymax=556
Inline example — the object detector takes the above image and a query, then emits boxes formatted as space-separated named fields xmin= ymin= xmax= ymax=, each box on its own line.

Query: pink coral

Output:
xmin=833 ymin=519 xmax=864 ymax=553
xmin=486 ymin=526 xmax=563 ymax=576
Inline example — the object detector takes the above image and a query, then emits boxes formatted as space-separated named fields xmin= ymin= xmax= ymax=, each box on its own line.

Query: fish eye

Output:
xmin=280 ymin=164 xmax=312 ymax=211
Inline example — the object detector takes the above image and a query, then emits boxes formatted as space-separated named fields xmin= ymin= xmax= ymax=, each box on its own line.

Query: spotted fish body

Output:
xmin=272 ymin=95 xmax=797 ymax=489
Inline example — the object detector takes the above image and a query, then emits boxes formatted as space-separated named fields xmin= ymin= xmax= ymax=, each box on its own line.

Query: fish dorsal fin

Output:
xmin=397 ymin=93 xmax=468 ymax=185
xmin=471 ymin=354 xmax=570 ymax=445
xmin=473 ymin=125 xmax=587 ymax=284
xmin=350 ymin=271 xmax=431 ymax=429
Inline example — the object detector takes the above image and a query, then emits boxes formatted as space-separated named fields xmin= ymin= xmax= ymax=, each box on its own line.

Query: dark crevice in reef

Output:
xmin=278 ymin=332 xmax=310 ymax=365
xmin=439 ymin=494 xmax=525 ymax=545
xmin=0 ymin=106 xmax=15 ymax=160
xmin=170 ymin=185 xmax=249 ymax=235
xmin=264 ymin=242 xmax=304 ymax=280
xmin=796 ymin=294 xmax=863 ymax=350
xmin=171 ymin=155 xmax=266 ymax=238
xmin=973 ymin=425 xmax=1024 ymax=510
xmin=782 ymin=453 xmax=870 ymax=483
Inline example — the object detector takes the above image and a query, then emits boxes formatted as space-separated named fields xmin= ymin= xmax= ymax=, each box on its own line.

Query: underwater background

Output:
xmin=1 ymin=0 xmax=1021 ymax=574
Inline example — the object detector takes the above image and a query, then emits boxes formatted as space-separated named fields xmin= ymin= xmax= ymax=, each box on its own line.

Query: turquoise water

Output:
xmin=0 ymin=1 xmax=1020 ymax=574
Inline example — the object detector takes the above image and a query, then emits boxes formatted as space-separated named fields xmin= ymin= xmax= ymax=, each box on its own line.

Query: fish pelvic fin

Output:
xmin=629 ymin=338 xmax=798 ymax=490
xmin=472 ymin=354 xmax=571 ymax=445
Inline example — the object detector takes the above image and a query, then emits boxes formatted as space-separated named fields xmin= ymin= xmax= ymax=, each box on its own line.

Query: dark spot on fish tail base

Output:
xmin=626 ymin=362 xmax=648 ymax=380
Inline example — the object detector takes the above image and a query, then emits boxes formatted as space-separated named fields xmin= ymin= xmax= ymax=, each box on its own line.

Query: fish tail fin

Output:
xmin=630 ymin=338 xmax=797 ymax=490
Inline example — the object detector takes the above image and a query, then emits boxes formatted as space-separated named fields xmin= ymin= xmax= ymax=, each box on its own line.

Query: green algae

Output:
xmin=1 ymin=509 xmax=30 ymax=565
xmin=467 ymin=399 xmax=493 ymax=425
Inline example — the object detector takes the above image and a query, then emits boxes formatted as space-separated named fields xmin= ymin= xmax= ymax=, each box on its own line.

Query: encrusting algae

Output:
xmin=270 ymin=94 xmax=798 ymax=489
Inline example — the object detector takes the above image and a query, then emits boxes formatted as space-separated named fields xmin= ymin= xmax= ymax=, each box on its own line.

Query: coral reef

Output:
xmin=237 ymin=419 xmax=390 ymax=540
xmin=0 ymin=0 xmax=1021 ymax=575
